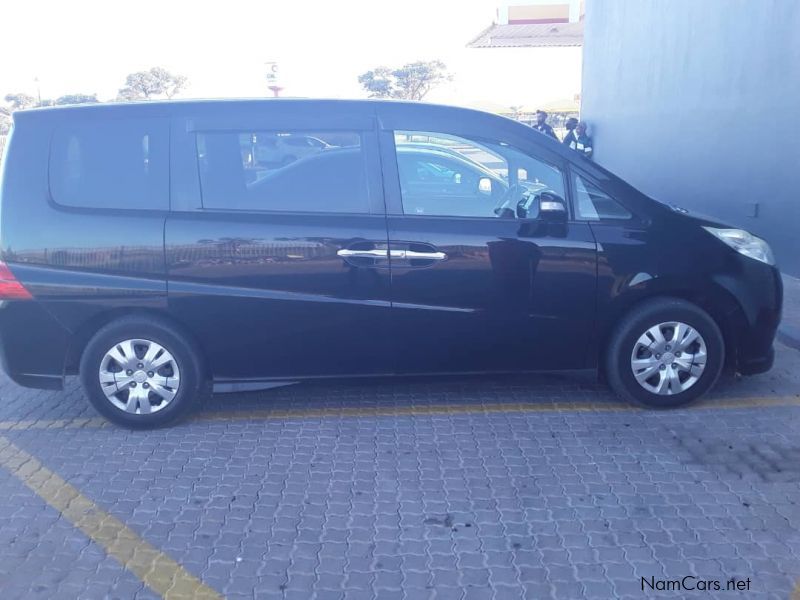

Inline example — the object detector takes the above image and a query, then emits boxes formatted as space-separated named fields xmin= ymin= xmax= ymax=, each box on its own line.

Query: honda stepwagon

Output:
xmin=0 ymin=100 xmax=782 ymax=427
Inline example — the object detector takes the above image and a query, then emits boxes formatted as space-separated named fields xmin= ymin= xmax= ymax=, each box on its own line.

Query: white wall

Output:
xmin=581 ymin=0 xmax=800 ymax=275
xmin=435 ymin=46 xmax=583 ymax=109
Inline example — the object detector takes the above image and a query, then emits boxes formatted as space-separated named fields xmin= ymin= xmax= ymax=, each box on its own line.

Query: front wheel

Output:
xmin=79 ymin=316 xmax=203 ymax=428
xmin=605 ymin=298 xmax=724 ymax=408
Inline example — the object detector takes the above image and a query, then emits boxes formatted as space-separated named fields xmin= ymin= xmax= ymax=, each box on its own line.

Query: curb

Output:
xmin=780 ymin=273 xmax=800 ymax=352
xmin=778 ymin=324 xmax=800 ymax=352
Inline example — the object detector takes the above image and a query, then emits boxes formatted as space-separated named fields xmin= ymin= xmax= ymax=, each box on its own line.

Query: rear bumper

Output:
xmin=0 ymin=300 xmax=68 ymax=390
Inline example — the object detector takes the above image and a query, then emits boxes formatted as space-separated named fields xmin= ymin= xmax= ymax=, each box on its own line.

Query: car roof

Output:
xmin=13 ymin=98 xmax=614 ymax=179
xmin=15 ymin=97 xmax=473 ymax=118
xmin=13 ymin=98 xmax=530 ymax=140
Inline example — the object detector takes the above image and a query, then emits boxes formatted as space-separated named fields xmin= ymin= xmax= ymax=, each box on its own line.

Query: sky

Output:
xmin=1 ymin=0 xmax=582 ymax=110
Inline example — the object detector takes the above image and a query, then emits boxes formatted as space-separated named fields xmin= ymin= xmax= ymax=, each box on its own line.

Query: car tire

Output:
xmin=605 ymin=298 xmax=724 ymax=408
xmin=79 ymin=316 xmax=203 ymax=428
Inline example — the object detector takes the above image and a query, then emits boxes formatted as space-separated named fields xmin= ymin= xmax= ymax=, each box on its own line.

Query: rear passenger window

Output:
xmin=49 ymin=118 xmax=168 ymax=210
xmin=196 ymin=131 xmax=369 ymax=213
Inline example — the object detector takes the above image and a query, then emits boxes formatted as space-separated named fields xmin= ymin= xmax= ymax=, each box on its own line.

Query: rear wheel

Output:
xmin=80 ymin=316 xmax=202 ymax=428
xmin=605 ymin=298 xmax=724 ymax=408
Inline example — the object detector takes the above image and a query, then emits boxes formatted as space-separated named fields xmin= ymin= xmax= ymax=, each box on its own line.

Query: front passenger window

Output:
xmin=393 ymin=130 xmax=565 ymax=220
xmin=394 ymin=133 xmax=507 ymax=218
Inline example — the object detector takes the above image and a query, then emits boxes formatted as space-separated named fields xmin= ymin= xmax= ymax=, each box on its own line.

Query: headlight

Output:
xmin=703 ymin=227 xmax=775 ymax=265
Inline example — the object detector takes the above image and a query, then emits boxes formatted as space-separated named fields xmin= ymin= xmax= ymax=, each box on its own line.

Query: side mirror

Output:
xmin=478 ymin=177 xmax=493 ymax=195
xmin=538 ymin=191 xmax=568 ymax=222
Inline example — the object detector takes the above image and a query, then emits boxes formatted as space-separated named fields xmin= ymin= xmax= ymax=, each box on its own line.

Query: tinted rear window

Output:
xmin=49 ymin=118 xmax=168 ymax=210
xmin=196 ymin=130 xmax=369 ymax=213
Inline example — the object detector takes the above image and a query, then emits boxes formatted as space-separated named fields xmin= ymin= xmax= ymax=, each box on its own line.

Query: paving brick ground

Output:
xmin=0 ymin=344 xmax=798 ymax=599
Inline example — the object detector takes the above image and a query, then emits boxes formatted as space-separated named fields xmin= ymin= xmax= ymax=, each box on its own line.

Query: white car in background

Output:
xmin=247 ymin=134 xmax=331 ymax=167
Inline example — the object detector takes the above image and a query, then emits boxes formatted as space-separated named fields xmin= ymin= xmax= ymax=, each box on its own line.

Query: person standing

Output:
xmin=532 ymin=110 xmax=558 ymax=140
xmin=562 ymin=117 xmax=578 ymax=148
xmin=574 ymin=121 xmax=594 ymax=159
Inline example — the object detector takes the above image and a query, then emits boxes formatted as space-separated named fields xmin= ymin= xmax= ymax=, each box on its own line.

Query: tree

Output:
xmin=117 ymin=67 xmax=187 ymax=101
xmin=0 ymin=107 xmax=11 ymax=135
xmin=151 ymin=67 xmax=187 ymax=99
xmin=55 ymin=93 xmax=99 ymax=106
xmin=393 ymin=61 xmax=451 ymax=101
xmin=4 ymin=93 xmax=36 ymax=111
xmin=358 ymin=60 xmax=451 ymax=101
xmin=357 ymin=67 xmax=395 ymax=99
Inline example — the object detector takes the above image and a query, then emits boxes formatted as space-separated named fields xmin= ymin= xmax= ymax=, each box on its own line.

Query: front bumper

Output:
xmin=715 ymin=261 xmax=782 ymax=376
xmin=738 ymin=345 xmax=775 ymax=375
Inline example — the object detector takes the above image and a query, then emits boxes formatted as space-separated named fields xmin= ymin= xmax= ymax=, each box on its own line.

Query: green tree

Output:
xmin=55 ymin=93 xmax=99 ymax=106
xmin=0 ymin=107 xmax=11 ymax=135
xmin=358 ymin=60 xmax=451 ymax=101
xmin=393 ymin=61 xmax=451 ymax=101
xmin=151 ymin=67 xmax=187 ymax=99
xmin=117 ymin=67 xmax=188 ymax=101
xmin=357 ymin=67 xmax=395 ymax=99
xmin=4 ymin=93 xmax=37 ymax=111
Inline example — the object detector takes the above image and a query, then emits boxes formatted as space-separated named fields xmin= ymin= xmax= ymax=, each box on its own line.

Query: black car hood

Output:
xmin=662 ymin=203 xmax=740 ymax=230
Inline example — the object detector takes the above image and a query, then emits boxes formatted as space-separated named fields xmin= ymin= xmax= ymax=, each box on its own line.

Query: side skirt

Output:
xmin=211 ymin=368 xmax=599 ymax=394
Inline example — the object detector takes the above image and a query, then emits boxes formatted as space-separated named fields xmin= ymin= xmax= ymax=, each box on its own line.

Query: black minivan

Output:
xmin=0 ymin=99 xmax=782 ymax=427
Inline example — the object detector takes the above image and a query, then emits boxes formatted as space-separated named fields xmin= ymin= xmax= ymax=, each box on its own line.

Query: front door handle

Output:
xmin=337 ymin=245 xmax=447 ymax=268
xmin=399 ymin=250 xmax=447 ymax=261
xmin=388 ymin=244 xmax=448 ymax=268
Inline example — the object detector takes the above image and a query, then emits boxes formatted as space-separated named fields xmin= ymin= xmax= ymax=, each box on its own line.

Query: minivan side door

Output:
xmin=166 ymin=105 xmax=394 ymax=382
xmin=377 ymin=106 xmax=598 ymax=375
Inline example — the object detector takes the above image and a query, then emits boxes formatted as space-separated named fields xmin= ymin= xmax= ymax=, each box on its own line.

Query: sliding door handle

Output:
xmin=337 ymin=248 xmax=388 ymax=259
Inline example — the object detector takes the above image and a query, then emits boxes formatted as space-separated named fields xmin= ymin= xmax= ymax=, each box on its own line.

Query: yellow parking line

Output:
xmin=0 ymin=435 xmax=221 ymax=600
xmin=0 ymin=395 xmax=797 ymax=432
xmin=193 ymin=394 xmax=800 ymax=424
xmin=0 ymin=417 xmax=111 ymax=431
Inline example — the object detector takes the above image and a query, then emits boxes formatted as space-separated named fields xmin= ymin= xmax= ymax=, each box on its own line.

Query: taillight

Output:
xmin=0 ymin=261 xmax=32 ymax=300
